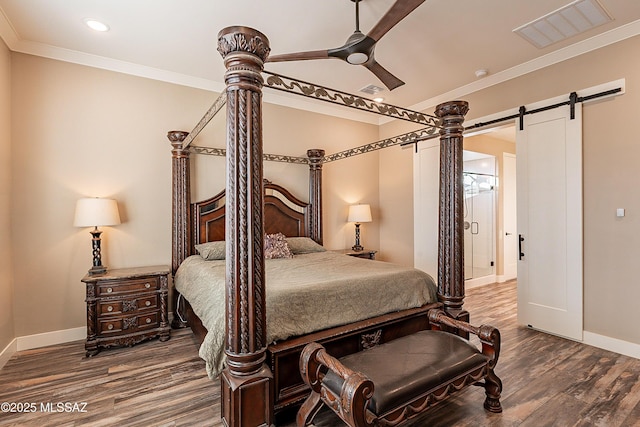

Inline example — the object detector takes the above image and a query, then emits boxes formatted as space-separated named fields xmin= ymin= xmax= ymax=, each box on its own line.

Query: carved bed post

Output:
xmin=168 ymin=130 xmax=190 ymax=329
xmin=307 ymin=149 xmax=324 ymax=245
xmin=435 ymin=101 xmax=469 ymax=324
xmin=217 ymin=26 xmax=274 ymax=426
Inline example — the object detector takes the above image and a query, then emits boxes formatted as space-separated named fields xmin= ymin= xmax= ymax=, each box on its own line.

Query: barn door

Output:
xmin=516 ymin=103 xmax=583 ymax=341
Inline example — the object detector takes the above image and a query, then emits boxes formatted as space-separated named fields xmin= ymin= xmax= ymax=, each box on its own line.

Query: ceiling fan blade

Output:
xmin=266 ymin=50 xmax=330 ymax=63
xmin=367 ymin=0 xmax=426 ymax=42
xmin=364 ymin=60 xmax=405 ymax=90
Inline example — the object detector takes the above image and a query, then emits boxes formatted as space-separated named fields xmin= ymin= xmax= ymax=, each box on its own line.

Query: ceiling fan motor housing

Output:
xmin=329 ymin=32 xmax=376 ymax=64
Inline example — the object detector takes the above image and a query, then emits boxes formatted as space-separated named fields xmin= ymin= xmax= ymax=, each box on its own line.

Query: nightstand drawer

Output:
xmin=96 ymin=277 xmax=159 ymax=296
xmin=98 ymin=312 xmax=159 ymax=335
xmin=98 ymin=295 xmax=158 ymax=316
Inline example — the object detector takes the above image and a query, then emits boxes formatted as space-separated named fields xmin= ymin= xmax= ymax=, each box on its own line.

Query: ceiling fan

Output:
xmin=266 ymin=0 xmax=425 ymax=91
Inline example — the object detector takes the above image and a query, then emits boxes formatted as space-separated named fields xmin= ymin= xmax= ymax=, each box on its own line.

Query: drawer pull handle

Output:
xmin=107 ymin=306 xmax=113 ymax=312
xmin=145 ymin=283 xmax=151 ymax=289
xmin=146 ymin=318 xmax=152 ymax=324
xmin=106 ymin=287 xmax=113 ymax=293
xmin=107 ymin=324 xmax=114 ymax=330
xmin=145 ymin=301 xmax=151 ymax=307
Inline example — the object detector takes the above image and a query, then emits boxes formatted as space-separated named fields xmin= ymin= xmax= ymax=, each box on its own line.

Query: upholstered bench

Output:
xmin=297 ymin=309 xmax=502 ymax=427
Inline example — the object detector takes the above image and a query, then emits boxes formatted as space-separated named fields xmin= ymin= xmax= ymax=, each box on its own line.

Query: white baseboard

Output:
xmin=496 ymin=274 xmax=517 ymax=283
xmin=16 ymin=326 xmax=87 ymax=352
xmin=465 ymin=274 xmax=497 ymax=289
xmin=0 ymin=338 xmax=17 ymax=370
xmin=583 ymin=331 xmax=640 ymax=360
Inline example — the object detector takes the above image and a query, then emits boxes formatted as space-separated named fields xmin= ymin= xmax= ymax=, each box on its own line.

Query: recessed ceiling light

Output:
xmin=84 ymin=19 xmax=110 ymax=32
xmin=373 ymin=97 xmax=384 ymax=103
xmin=475 ymin=69 xmax=489 ymax=78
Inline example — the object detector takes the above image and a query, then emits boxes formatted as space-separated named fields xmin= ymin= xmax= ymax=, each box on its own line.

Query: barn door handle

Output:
xmin=519 ymin=235 xmax=525 ymax=260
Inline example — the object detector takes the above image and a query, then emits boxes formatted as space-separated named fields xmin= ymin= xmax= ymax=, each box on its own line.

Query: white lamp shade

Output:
xmin=348 ymin=204 xmax=372 ymax=223
xmin=73 ymin=198 xmax=121 ymax=227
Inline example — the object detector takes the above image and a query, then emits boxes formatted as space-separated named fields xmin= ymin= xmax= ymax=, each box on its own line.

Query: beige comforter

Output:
xmin=174 ymin=251 xmax=437 ymax=378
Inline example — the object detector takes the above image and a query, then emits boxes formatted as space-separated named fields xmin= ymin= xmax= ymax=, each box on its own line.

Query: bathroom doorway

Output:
xmin=463 ymin=152 xmax=496 ymax=286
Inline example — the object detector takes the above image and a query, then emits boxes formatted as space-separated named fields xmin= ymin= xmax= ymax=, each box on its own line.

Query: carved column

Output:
xmin=307 ymin=149 xmax=324 ymax=245
xmin=435 ymin=101 xmax=469 ymax=324
xmin=168 ymin=130 xmax=190 ymax=329
xmin=158 ymin=274 xmax=171 ymax=341
xmin=218 ymin=26 xmax=274 ymax=427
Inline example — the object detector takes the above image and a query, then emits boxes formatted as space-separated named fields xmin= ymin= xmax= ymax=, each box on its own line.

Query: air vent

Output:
xmin=513 ymin=0 xmax=613 ymax=49
xmin=359 ymin=84 xmax=385 ymax=95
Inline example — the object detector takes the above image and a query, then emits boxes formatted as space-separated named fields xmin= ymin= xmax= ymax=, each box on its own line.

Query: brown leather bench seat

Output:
xmin=297 ymin=309 xmax=502 ymax=427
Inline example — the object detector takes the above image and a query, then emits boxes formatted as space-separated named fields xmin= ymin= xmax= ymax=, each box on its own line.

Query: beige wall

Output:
xmin=11 ymin=54 xmax=206 ymax=336
xmin=378 ymin=142 xmax=415 ymax=265
xmin=323 ymin=152 xmax=380 ymax=252
xmin=9 ymin=53 xmax=378 ymax=337
xmin=379 ymin=34 xmax=640 ymax=346
xmin=378 ymin=119 xmax=425 ymax=266
xmin=0 ymin=39 xmax=14 ymax=352
xmin=188 ymin=101 xmax=380 ymax=251
xmin=265 ymin=103 xmax=380 ymax=253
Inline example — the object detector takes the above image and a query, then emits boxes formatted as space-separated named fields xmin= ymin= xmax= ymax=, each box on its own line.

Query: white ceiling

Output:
xmin=0 ymin=0 xmax=639 ymax=122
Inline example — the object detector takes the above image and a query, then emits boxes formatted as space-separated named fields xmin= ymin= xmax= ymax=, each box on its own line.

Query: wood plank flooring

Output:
xmin=1 ymin=281 xmax=640 ymax=426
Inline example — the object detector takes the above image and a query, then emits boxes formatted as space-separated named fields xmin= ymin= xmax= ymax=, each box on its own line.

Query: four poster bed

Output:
xmin=168 ymin=26 xmax=469 ymax=426
xmin=169 ymin=166 xmax=441 ymax=411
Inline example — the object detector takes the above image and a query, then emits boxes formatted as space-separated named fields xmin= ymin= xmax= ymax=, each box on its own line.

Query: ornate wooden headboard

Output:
xmin=192 ymin=179 xmax=311 ymax=246
xmin=168 ymin=133 xmax=325 ymax=278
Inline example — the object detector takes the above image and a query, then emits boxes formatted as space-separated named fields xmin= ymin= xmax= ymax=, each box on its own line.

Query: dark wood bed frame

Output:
xmin=168 ymin=26 xmax=468 ymax=427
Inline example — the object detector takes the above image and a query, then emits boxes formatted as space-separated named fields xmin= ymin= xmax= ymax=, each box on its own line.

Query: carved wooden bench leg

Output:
xmin=297 ymin=342 xmax=324 ymax=427
xmin=298 ymin=342 xmax=374 ymax=427
xmin=429 ymin=310 xmax=503 ymax=414
xmin=484 ymin=370 xmax=503 ymax=413
xmin=296 ymin=391 xmax=322 ymax=427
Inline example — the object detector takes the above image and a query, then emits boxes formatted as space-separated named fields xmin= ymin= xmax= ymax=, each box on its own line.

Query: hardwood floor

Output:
xmin=1 ymin=281 xmax=640 ymax=426
xmin=0 ymin=328 xmax=219 ymax=427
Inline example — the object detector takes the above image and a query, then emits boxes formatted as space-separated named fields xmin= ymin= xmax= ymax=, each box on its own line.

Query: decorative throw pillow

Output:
xmin=264 ymin=233 xmax=294 ymax=259
xmin=286 ymin=237 xmax=326 ymax=254
xmin=195 ymin=241 xmax=225 ymax=260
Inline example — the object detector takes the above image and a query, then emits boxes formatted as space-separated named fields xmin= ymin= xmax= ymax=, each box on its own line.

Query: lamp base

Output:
xmin=88 ymin=265 xmax=107 ymax=276
xmin=352 ymin=223 xmax=364 ymax=252
xmin=89 ymin=227 xmax=107 ymax=276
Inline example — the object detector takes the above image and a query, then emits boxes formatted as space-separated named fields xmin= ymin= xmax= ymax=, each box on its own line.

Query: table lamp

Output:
xmin=348 ymin=204 xmax=372 ymax=251
xmin=74 ymin=197 xmax=121 ymax=275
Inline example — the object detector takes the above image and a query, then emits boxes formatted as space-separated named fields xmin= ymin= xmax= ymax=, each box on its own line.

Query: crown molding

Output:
xmin=400 ymin=18 xmax=640 ymax=124
xmin=1 ymin=7 xmax=638 ymax=127
xmin=0 ymin=8 xmax=377 ymax=125
xmin=0 ymin=6 xmax=18 ymax=48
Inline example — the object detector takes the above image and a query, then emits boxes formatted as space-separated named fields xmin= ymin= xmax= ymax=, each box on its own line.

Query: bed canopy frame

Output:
xmin=168 ymin=26 xmax=468 ymax=427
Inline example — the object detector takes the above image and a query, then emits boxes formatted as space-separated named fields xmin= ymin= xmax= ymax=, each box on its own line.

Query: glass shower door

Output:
xmin=463 ymin=172 xmax=495 ymax=280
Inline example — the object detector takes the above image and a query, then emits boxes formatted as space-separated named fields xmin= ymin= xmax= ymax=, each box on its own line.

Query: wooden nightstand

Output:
xmin=338 ymin=249 xmax=377 ymax=260
xmin=82 ymin=265 xmax=171 ymax=356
